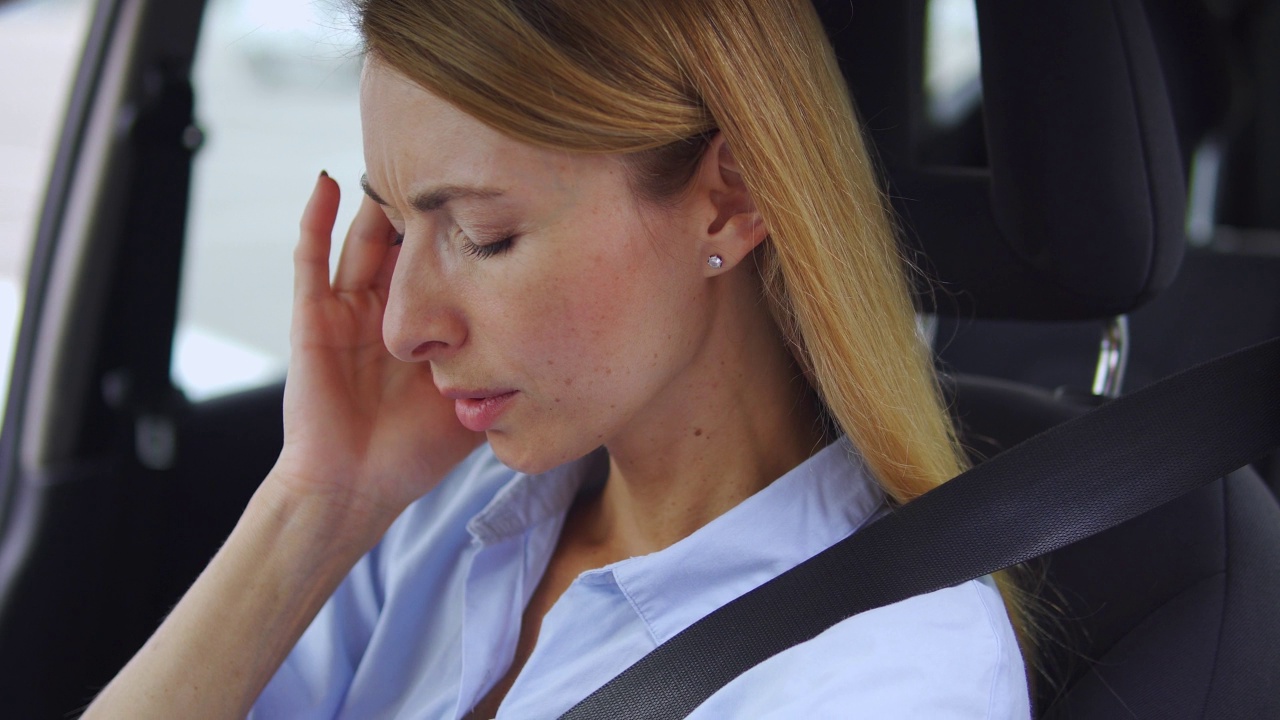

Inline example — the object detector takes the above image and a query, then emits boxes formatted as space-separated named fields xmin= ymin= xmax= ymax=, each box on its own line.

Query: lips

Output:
xmin=440 ymin=388 xmax=518 ymax=432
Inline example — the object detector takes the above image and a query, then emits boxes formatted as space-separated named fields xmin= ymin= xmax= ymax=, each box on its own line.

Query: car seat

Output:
xmin=814 ymin=0 xmax=1280 ymax=716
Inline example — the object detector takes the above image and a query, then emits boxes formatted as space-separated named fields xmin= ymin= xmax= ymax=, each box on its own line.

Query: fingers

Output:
xmin=295 ymin=172 xmax=340 ymax=303
xmin=333 ymin=194 xmax=397 ymax=293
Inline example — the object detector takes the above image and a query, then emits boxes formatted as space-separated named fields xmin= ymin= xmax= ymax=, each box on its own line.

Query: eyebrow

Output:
xmin=360 ymin=174 xmax=505 ymax=212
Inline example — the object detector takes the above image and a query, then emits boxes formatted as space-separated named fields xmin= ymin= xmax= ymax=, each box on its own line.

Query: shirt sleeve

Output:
xmin=248 ymin=444 xmax=512 ymax=719
xmin=248 ymin=543 xmax=385 ymax=720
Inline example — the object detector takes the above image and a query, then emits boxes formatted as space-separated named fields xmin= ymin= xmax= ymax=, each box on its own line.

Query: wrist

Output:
xmin=251 ymin=468 xmax=400 ymax=569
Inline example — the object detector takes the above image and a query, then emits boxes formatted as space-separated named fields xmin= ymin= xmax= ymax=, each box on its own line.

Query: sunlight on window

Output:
xmin=924 ymin=0 xmax=981 ymax=127
xmin=172 ymin=325 xmax=285 ymax=401
xmin=0 ymin=0 xmax=94 ymax=425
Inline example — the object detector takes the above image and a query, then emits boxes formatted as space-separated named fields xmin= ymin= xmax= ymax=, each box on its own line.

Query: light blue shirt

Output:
xmin=252 ymin=438 xmax=1030 ymax=719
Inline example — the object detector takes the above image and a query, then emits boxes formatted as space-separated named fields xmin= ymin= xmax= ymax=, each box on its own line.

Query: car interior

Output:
xmin=0 ymin=0 xmax=1277 ymax=718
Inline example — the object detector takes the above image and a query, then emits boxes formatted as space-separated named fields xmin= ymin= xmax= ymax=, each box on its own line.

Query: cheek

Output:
xmin=525 ymin=253 xmax=639 ymax=382
xmin=506 ymin=230 xmax=688 ymax=405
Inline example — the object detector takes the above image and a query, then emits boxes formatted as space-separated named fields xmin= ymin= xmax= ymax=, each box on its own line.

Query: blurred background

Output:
xmin=0 ymin=0 xmax=367 ymax=413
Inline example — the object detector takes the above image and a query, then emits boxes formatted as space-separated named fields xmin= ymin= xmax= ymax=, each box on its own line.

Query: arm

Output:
xmin=82 ymin=173 xmax=482 ymax=719
xmin=82 ymin=477 xmax=388 ymax=719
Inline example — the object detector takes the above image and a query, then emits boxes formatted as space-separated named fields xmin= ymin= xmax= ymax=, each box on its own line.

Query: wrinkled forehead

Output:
xmin=360 ymin=60 xmax=529 ymax=195
xmin=359 ymin=58 xmax=506 ymax=161
xmin=357 ymin=58 xmax=625 ymax=213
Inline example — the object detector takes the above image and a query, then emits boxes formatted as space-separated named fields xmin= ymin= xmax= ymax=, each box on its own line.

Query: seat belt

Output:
xmin=560 ymin=336 xmax=1280 ymax=720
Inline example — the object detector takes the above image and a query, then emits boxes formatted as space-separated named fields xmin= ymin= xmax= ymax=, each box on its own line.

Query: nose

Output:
xmin=382 ymin=240 xmax=467 ymax=363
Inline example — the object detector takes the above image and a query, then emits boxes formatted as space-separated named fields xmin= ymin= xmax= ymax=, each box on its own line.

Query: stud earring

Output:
xmin=707 ymin=254 xmax=724 ymax=269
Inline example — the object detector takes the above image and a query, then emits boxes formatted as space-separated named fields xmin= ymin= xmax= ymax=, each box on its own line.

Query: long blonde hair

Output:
xmin=353 ymin=0 xmax=1032 ymax=659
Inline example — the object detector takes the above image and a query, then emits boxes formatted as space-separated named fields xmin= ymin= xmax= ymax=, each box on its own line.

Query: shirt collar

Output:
xmin=465 ymin=447 xmax=608 ymax=544
xmin=604 ymin=436 xmax=886 ymax=643
xmin=465 ymin=437 xmax=886 ymax=643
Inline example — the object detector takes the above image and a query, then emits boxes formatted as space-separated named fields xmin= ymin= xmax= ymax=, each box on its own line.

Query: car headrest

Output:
xmin=815 ymin=0 xmax=1187 ymax=321
xmin=1141 ymin=0 xmax=1232 ymax=176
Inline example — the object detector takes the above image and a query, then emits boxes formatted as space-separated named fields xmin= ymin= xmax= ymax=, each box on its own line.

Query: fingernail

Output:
xmin=319 ymin=169 xmax=329 ymax=179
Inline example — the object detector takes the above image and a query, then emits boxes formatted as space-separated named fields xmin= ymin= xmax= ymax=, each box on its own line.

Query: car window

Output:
xmin=924 ymin=0 xmax=980 ymax=129
xmin=175 ymin=0 xmax=365 ymax=400
xmin=0 ymin=0 xmax=94 ymax=427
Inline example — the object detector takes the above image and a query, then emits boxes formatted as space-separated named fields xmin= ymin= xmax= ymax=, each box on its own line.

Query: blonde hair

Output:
xmin=354 ymin=0 xmax=1033 ymax=663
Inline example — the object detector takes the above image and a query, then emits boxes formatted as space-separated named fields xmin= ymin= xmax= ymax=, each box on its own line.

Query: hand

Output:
xmin=271 ymin=172 xmax=484 ymax=534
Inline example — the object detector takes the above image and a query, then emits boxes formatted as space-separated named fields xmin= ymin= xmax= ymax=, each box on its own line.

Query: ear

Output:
xmin=695 ymin=134 xmax=768 ymax=275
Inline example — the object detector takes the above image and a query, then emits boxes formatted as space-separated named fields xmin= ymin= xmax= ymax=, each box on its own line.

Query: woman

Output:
xmin=86 ymin=0 xmax=1029 ymax=717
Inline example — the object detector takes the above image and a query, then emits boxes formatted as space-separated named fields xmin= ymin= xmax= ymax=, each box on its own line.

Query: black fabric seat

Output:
xmin=1039 ymin=470 xmax=1280 ymax=718
xmin=814 ymin=1 xmax=1280 ymax=716
xmin=948 ymin=375 xmax=1280 ymax=717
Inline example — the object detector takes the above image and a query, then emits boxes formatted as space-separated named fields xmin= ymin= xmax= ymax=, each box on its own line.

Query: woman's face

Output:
xmin=360 ymin=59 xmax=716 ymax=473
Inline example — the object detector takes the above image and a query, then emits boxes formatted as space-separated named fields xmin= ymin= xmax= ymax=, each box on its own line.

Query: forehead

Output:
xmin=361 ymin=60 xmax=500 ymax=140
xmin=358 ymin=58 xmax=611 ymax=200
xmin=360 ymin=59 xmax=508 ymax=179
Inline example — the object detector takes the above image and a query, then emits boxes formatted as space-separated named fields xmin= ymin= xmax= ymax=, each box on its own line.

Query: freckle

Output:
xmin=605 ymin=367 xmax=612 ymax=376
xmin=554 ymin=398 xmax=561 ymax=403
xmin=694 ymin=428 xmax=703 ymax=437
xmin=652 ymin=353 xmax=657 ymax=360
xmin=563 ymin=378 xmax=573 ymax=387
xmin=610 ymin=404 xmax=616 ymax=409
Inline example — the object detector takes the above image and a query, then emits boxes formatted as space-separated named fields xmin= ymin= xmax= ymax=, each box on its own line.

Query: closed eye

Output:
xmin=461 ymin=235 xmax=517 ymax=259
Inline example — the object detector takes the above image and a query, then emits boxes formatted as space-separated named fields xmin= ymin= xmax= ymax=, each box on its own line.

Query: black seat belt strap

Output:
xmin=560 ymin=336 xmax=1280 ymax=720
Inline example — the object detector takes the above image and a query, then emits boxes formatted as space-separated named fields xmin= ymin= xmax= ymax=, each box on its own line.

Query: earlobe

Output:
xmin=701 ymin=135 xmax=768 ymax=274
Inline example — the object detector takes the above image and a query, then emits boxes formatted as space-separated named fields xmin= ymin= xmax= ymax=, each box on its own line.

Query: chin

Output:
xmin=486 ymin=429 xmax=600 ymax=476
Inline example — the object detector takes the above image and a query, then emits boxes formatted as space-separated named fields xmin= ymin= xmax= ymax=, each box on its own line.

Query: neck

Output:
xmin=579 ymin=272 xmax=830 ymax=558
